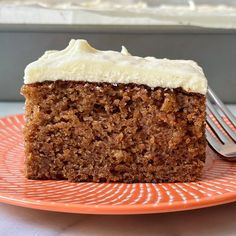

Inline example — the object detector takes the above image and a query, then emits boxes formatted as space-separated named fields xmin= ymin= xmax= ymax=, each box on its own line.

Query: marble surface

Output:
xmin=0 ymin=102 xmax=236 ymax=236
xmin=0 ymin=202 xmax=236 ymax=236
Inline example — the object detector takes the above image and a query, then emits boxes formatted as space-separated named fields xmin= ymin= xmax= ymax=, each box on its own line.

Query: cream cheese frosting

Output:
xmin=1 ymin=1 xmax=236 ymax=28
xmin=24 ymin=39 xmax=207 ymax=94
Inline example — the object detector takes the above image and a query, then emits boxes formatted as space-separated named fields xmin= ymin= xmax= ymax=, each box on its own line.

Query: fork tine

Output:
xmin=208 ymin=87 xmax=236 ymax=127
xmin=206 ymin=129 xmax=221 ymax=153
xmin=207 ymin=100 xmax=236 ymax=142
xmin=206 ymin=108 xmax=233 ymax=144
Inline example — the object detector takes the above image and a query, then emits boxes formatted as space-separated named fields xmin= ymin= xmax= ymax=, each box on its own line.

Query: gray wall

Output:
xmin=0 ymin=25 xmax=235 ymax=102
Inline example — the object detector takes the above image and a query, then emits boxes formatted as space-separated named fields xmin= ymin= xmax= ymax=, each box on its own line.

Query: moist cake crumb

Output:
xmin=21 ymin=81 xmax=206 ymax=183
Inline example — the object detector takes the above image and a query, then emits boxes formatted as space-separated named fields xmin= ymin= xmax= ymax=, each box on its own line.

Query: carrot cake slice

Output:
xmin=21 ymin=39 xmax=207 ymax=183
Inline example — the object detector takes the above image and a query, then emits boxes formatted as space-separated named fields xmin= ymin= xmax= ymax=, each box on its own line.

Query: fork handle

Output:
xmin=208 ymin=87 xmax=236 ymax=126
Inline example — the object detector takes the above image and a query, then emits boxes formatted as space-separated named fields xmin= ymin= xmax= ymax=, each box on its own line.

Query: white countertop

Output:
xmin=0 ymin=102 xmax=236 ymax=236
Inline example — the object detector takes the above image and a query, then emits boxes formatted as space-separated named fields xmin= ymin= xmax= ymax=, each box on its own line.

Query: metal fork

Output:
xmin=206 ymin=87 xmax=236 ymax=161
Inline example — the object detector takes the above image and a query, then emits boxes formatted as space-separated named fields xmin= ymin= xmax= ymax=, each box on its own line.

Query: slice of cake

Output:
xmin=21 ymin=39 xmax=207 ymax=183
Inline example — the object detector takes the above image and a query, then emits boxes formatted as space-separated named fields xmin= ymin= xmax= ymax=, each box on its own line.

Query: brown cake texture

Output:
xmin=21 ymin=81 xmax=206 ymax=183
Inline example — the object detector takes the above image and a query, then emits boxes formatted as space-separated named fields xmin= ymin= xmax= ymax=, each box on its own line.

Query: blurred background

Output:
xmin=0 ymin=0 xmax=236 ymax=102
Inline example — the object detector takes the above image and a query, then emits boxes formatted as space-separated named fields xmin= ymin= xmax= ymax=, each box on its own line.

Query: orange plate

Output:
xmin=0 ymin=114 xmax=236 ymax=215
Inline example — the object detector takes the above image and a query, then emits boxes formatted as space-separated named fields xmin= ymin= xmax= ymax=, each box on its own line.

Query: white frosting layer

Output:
xmin=1 ymin=2 xmax=236 ymax=29
xmin=24 ymin=39 xmax=207 ymax=94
